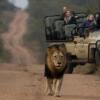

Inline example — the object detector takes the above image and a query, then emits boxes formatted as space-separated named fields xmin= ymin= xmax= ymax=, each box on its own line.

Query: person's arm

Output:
xmin=64 ymin=17 xmax=67 ymax=24
xmin=69 ymin=17 xmax=77 ymax=24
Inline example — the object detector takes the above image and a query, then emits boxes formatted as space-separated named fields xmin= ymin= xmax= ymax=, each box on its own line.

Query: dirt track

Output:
xmin=2 ymin=10 xmax=35 ymax=65
xmin=0 ymin=64 xmax=100 ymax=100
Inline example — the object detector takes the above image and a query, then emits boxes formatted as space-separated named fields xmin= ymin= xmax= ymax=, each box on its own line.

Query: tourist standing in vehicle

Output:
xmin=64 ymin=10 xmax=77 ymax=25
xmin=95 ymin=13 xmax=100 ymax=29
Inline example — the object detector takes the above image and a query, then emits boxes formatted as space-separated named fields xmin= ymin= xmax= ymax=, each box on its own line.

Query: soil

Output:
xmin=0 ymin=63 xmax=100 ymax=100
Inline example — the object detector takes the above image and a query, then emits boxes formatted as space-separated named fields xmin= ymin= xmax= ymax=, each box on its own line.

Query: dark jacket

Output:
xmin=79 ymin=20 xmax=96 ymax=36
xmin=82 ymin=20 xmax=96 ymax=31
xmin=64 ymin=16 xmax=77 ymax=25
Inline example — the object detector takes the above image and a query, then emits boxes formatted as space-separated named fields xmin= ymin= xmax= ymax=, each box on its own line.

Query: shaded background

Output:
xmin=0 ymin=0 xmax=100 ymax=63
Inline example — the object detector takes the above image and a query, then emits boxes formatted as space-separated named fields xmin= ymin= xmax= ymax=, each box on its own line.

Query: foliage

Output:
xmin=0 ymin=0 xmax=13 ymax=62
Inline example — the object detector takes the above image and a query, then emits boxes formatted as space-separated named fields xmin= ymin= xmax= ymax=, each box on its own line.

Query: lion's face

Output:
xmin=51 ymin=51 xmax=66 ymax=69
xmin=47 ymin=44 xmax=67 ymax=71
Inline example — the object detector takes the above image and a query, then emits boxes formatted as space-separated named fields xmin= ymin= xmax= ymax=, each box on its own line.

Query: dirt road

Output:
xmin=0 ymin=64 xmax=100 ymax=100
xmin=2 ymin=10 xmax=35 ymax=65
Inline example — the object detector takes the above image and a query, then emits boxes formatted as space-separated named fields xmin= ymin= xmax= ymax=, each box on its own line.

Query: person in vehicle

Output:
xmin=80 ymin=14 xmax=96 ymax=36
xmin=64 ymin=10 xmax=77 ymax=25
xmin=95 ymin=13 xmax=100 ymax=29
xmin=83 ymin=14 xmax=96 ymax=29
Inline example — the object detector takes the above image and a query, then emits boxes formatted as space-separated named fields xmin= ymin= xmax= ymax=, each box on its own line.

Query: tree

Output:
xmin=85 ymin=0 xmax=100 ymax=13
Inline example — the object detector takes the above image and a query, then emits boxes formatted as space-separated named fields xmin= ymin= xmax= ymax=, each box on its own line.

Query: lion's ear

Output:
xmin=59 ymin=44 xmax=67 ymax=53
xmin=47 ymin=47 xmax=52 ymax=54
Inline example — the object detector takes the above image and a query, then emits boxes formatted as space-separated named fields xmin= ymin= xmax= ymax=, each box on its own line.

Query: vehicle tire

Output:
xmin=65 ymin=55 xmax=78 ymax=74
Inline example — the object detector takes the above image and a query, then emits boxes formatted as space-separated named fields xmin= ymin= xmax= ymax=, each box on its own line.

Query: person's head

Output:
xmin=87 ymin=14 xmax=94 ymax=21
xmin=63 ymin=6 xmax=67 ymax=13
xmin=95 ymin=13 xmax=100 ymax=19
xmin=65 ymin=10 xmax=72 ymax=17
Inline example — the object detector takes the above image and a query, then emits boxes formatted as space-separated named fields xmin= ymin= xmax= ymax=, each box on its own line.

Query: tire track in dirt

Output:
xmin=2 ymin=10 xmax=35 ymax=65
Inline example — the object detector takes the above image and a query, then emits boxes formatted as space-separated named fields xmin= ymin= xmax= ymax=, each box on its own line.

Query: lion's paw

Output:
xmin=54 ymin=92 xmax=61 ymax=97
xmin=47 ymin=91 xmax=54 ymax=96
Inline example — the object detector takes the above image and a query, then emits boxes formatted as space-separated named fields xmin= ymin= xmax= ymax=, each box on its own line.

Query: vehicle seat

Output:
xmin=54 ymin=20 xmax=65 ymax=40
xmin=64 ymin=24 xmax=76 ymax=39
xmin=45 ymin=16 xmax=61 ymax=40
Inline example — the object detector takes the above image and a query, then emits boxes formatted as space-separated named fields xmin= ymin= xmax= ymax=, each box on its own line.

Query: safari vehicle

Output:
xmin=44 ymin=12 xmax=100 ymax=65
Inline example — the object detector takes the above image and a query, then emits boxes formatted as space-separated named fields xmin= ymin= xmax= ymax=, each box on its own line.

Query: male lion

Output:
xmin=45 ymin=44 xmax=68 ymax=97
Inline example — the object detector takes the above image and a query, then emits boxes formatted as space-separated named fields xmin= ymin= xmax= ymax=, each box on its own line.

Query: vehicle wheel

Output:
xmin=66 ymin=55 xmax=78 ymax=74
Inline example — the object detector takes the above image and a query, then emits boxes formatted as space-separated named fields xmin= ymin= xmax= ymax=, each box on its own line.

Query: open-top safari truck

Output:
xmin=44 ymin=12 xmax=100 ymax=66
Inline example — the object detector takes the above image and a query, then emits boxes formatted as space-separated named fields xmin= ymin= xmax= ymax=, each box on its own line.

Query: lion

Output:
xmin=45 ymin=44 xmax=68 ymax=97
